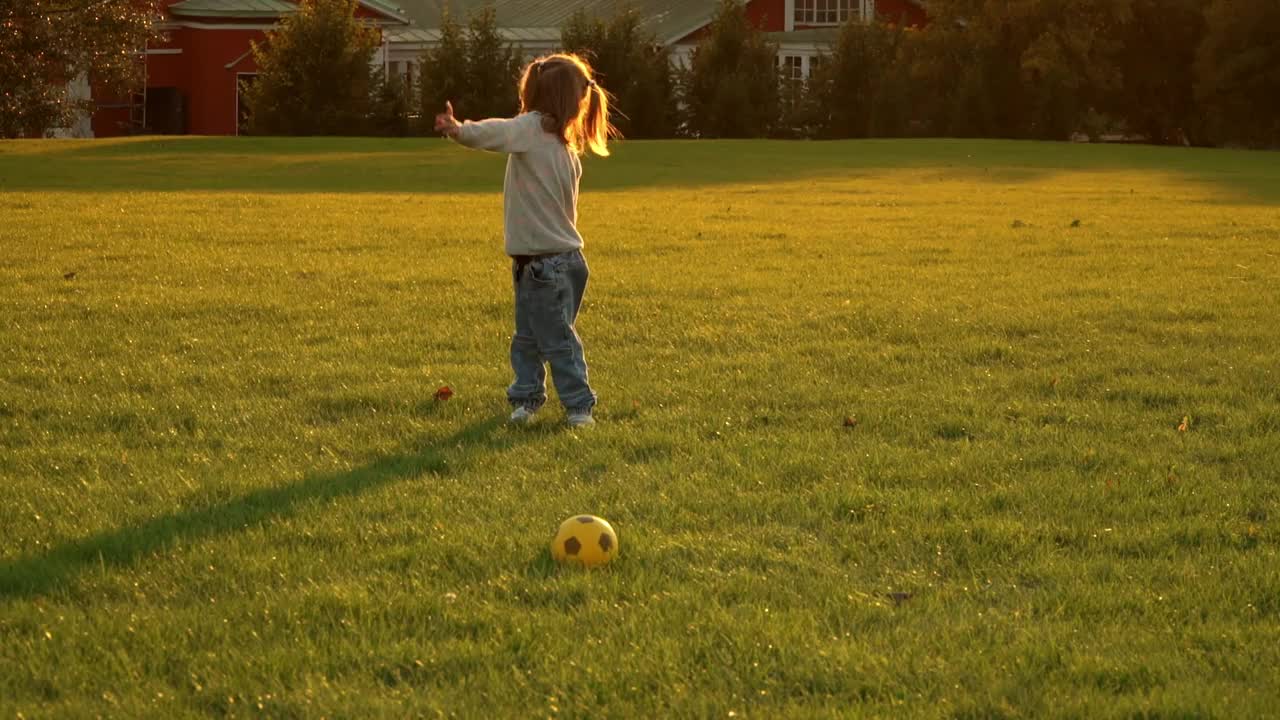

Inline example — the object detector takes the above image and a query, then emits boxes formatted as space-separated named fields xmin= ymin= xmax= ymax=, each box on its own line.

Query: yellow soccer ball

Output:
xmin=551 ymin=515 xmax=618 ymax=568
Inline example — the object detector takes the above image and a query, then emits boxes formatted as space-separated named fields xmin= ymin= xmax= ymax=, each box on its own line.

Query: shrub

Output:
xmin=243 ymin=0 xmax=380 ymax=136
xmin=680 ymin=0 xmax=780 ymax=138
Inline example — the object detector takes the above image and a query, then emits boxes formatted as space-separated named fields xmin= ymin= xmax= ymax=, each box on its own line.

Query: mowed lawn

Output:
xmin=1 ymin=136 xmax=1278 ymax=718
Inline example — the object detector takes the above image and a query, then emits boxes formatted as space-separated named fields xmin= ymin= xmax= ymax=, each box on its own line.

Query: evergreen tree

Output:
xmin=561 ymin=7 xmax=677 ymax=138
xmin=417 ymin=7 xmax=520 ymax=125
xmin=243 ymin=0 xmax=380 ymax=136
xmin=463 ymin=7 xmax=522 ymax=120
xmin=868 ymin=31 xmax=919 ymax=138
xmin=681 ymin=0 xmax=780 ymax=138
xmin=812 ymin=18 xmax=907 ymax=138
xmin=417 ymin=9 xmax=468 ymax=127
xmin=1111 ymin=0 xmax=1205 ymax=144
xmin=370 ymin=71 xmax=410 ymax=137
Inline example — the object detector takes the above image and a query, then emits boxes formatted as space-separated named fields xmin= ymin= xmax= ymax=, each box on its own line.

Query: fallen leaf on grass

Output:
xmin=434 ymin=386 xmax=454 ymax=401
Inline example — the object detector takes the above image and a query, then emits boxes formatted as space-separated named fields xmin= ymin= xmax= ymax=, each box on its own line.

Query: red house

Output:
xmin=93 ymin=0 xmax=408 ymax=137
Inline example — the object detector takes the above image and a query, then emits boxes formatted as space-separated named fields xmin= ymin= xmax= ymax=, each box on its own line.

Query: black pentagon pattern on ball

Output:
xmin=563 ymin=537 xmax=582 ymax=555
xmin=598 ymin=532 xmax=613 ymax=552
xmin=576 ymin=516 xmax=594 ymax=524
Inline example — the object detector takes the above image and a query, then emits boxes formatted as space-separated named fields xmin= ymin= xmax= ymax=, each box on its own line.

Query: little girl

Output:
xmin=434 ymin=53 xmax=614 ymax=427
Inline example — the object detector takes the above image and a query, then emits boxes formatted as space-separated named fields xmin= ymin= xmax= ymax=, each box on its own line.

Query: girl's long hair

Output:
xmin=518 ymin=53 xmax=617 ymax=157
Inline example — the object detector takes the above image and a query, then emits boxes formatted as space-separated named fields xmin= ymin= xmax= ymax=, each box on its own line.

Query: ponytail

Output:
xmin=583 ymin=82 xmax=615 ymax=157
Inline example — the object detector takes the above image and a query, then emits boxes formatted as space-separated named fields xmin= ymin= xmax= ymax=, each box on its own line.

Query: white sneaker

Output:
xmin=567 ymin=411 xmax=595 ymax=428
xmin=509 ymin=406 xmax=538 ymax=425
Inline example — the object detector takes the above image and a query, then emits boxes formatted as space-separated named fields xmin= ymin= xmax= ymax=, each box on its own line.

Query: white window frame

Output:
xmin=404 ymin=60 xmax=416 ymax=93
xmin=780 ymin=55 xmax=804 ymax=81
xmin=778 ymin=53 xmax=824 ymax=81
xmin=793 ymin=0 xmax=859 ymax=26
xmin=808 ymin=54 xmax=825 ymax=78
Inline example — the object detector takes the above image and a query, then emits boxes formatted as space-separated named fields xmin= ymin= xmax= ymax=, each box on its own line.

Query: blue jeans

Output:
xmin=508 ymin=249 xmax=596 ymax=412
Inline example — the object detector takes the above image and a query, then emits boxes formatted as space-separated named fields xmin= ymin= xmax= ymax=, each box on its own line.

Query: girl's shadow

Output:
xmin=0 ymin=415 xmax=558 ymax=598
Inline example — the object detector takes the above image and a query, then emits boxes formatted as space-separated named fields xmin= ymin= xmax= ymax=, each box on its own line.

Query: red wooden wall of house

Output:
xmin=93 ymin=0 xmax=391 ymax=137
xmin=747 ymin=0 xmax=788 ymax=32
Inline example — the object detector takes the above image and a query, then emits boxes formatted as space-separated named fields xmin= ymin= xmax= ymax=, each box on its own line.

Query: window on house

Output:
xmin=794 ymin=0 xmax=859 ymax=25
xmin=781 ymin=55 xmax=804 ymax=81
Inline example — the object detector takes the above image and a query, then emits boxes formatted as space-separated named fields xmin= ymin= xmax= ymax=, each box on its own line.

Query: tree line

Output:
xmin=2 ymin=0 xmax=1275 ymax=147
xmin=687 ymin=0 xmax=1279 ymax=148
xmin=800 ymin=0 xmax=1280 ymax=147
xmin=246 ymin=0 xmax=1277 ymax=148
xmin=265 ymin=1 xmax=682 ymax=140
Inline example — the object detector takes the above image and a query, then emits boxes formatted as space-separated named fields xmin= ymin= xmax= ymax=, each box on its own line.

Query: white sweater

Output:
xmin=454 ymin=111 xmax=584 ymax=257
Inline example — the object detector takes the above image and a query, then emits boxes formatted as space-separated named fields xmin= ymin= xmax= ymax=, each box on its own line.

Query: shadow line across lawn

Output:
xmin=1 ymin=137 xmax=1276 ymax=204
xmin=0 ymin=416 xmax=553 ymax=599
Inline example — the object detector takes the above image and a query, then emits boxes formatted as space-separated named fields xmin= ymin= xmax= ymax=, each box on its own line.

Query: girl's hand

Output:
xmin=434 ymin=101 xmax=460 ymax=138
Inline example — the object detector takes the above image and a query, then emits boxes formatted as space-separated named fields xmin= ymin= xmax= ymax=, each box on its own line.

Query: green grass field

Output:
xmin=1 ymin=136 xmax=1278 ymax=718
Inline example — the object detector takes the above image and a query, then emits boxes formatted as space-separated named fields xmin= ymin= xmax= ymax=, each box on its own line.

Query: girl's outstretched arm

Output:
xmin=435 ymin=102 xmax=538 ymax=154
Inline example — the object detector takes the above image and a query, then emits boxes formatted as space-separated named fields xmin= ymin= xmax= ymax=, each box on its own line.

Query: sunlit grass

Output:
xmin=1 ymin=137 xmax=1278 ymax=717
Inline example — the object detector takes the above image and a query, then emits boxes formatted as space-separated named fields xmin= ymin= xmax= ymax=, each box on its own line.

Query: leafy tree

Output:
xmin=1019 ymin=0 xmax=1133 ymax=140
xmin=681 ymin=0 xmax=779 ymax=138
xmin=1196 ymin=0 xmax=1280 ymax=148
xmin=902 ymin=0 xmax=1031 ymax=137
xmin=561 ymin=7 xmax=677 ymax=138
xmin=417 ymin=7 xmax=520 ymax=124
xmin=0 ymin=0 xmax=161 ymax=137
xmin=1110 ymin=0 xmax=1205 ymax=145
xmin=807 ymin=0 xmax=1276 ymax=147
xmin=914 ymin=0 xmax=1132 ymax=140
xmin=242 ymin=0 xmax=380 ymax=136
